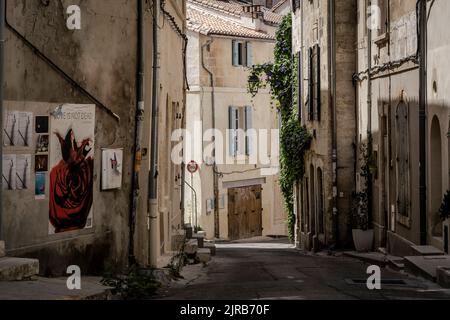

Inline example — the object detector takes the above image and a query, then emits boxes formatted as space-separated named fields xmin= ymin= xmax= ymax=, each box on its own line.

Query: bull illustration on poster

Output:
xmin=49 ymin=104 xmax=95 ymax=234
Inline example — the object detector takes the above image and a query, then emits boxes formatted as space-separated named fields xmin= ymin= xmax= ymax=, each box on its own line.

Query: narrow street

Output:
xmin=158 ymin=238 xmax=450 ymax=300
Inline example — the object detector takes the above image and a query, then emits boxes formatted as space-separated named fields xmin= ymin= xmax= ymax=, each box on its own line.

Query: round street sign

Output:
xmin=187 ymin=161 xmax=199 ymax=174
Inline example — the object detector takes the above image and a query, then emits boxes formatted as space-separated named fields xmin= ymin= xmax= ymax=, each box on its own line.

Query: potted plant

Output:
xmin=351 ymin=143 xmax=374 ymax=252
xmin=439 ymin=190 xmax=450 ymax=221
xmin=351 ymin=191 xmax=374 ymax=252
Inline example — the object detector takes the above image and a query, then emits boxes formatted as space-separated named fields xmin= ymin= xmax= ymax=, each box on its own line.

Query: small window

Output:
xmin=377 ymin=0 xmax=388 ymax=35
xmin=395 ymin=101 xmax=410 ymax=219
xmin=308 ymin=44 xmax=321 ymax=121
xmin=232 ymin=40 xmax=252 ymax=67
xmin=296 ymin=51 xmax=302 ymax=120
xmin=291 ymin=0 xmax=301 ymax=11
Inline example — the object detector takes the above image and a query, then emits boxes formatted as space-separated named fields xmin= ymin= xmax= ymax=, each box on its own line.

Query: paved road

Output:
xmin=158 ymin=238 xmax=450 ymax=300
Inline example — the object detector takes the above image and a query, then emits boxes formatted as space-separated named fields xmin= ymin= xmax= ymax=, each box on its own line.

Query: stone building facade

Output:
xmin=185 ymin=0 xmax=287 ymax=240
xmin=292 ymin=0 xmax=449 ymax=256
xmin=292 ymin=0 xmax=357 ymax=250
xmin=1 ymin=0 xmax=187 ymax=275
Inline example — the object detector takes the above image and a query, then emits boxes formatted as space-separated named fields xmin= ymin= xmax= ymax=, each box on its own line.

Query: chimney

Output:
xmin=242 ymin=3 xmax=264 ymax=19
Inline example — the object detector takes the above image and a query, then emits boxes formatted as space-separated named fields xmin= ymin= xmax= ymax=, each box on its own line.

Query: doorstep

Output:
xmin=343 ymin=251 xmax=388 ymax=267
xmin=0 ymin=276 xmax=111 ymax=300
xmin=404 ymin=255 xmax=450 ymax=282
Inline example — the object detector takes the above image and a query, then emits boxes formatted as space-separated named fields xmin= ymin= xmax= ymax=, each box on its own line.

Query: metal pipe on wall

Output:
xmin=0 ymin=0 xmax=4 ymax=241
xmin=328 ymin=0 xmax=338 ymax=246
xmin=201 ymin=38 xmax=219 ymax=239
xmin=129 ymin=0 xmax=146 ymax=267
xmin=148 ymin=0 xmax=160 ymax=268
xmin=366 ymin=0 xmax=374 ymax=226
xmin=418 ymin=0 xmax=428 ymax=245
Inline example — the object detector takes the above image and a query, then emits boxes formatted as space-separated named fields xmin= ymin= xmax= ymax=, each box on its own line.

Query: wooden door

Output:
xmin=228 ymin=185 xmax=262 ymax=240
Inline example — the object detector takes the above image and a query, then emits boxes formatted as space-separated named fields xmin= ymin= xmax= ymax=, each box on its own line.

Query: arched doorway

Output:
xmin=430 ymin=116 xmax=443 ymax=238
xmin=310 ymin=165 xmax=316 ymax=235
xmin=317 ymin=168 xmax=324 ymax=235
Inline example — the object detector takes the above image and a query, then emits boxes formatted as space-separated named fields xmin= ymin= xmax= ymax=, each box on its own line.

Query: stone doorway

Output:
xmin=228 ymin=185 xmax=263 ymax=240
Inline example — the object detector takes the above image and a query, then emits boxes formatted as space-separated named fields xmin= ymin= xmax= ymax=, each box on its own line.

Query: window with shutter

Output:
xmin=229 ymin=106 xmax=237 ymax=156
xmin=308 ymin=47 xmax=314 ymax=121
xmin=232 ymin=40 xmax=239 ymax=66
xmin=308 ymin=45 xmax=321 ymax=122
xmin=314 ymin=45 xmax=321 ymax=122
xmin=297 ymin=51 xmax=302 ymax=120
xmin=245 ymin=106 xmax=253 ymax=156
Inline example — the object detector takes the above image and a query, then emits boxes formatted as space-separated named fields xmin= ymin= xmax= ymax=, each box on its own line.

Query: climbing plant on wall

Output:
xmin=248 ymin=14 xmax=312 ymax=240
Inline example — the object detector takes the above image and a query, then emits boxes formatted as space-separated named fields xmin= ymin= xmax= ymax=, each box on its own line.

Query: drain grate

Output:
xmin=346 ymin=279 xmax=409 ymax=286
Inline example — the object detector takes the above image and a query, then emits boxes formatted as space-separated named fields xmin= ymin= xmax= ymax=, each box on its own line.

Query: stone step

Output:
xmin=196 ymin=248 xmax=211 ymax=263
xmin=411 ymin=245 xmax=445 ymax=256
xmin=204 ymin=243 xmax=216 ymax=256
xmin=0 ymin=241 xmax=5 ymax=258
xmin=387 ymin=256 xmax=405 ymax=271
xmin=437 ymin=267 xmax=450 ymax=288
xmin=404 ymin=255 xmax=450 ymax=282
xmin=185 ymin=239 xmax=198 ymax=255
xmin=192 ymin=233 xmax=205 ymax=248
xmin=0 ymin=257 xmax=39 ymax=281
xmin=184 ymin=224 xmax=193 ymax=239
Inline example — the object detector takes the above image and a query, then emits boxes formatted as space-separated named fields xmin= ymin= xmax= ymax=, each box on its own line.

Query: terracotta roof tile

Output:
xmin=188 ymin=0 xmax=283 ymax=26
xmin=187 ymin=5 xmax=276 ymax=40
xmin=271 ymin=0 xmax=288 ymax=12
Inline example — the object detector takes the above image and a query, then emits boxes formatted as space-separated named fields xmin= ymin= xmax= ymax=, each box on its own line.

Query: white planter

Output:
xmin=352 ymin=229 xmax=374 ymax=253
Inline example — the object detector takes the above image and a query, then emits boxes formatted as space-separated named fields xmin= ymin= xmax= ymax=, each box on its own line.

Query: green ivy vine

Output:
xmin=248 ymin=14 xmax=312 ymax=240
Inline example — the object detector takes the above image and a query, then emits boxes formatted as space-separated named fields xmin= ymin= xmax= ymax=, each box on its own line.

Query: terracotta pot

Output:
xmin=352 ymin=229 xmax=374 ymax=252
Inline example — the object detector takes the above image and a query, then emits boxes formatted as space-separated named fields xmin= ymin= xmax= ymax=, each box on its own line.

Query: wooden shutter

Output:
xmin=395 ymin=101 xmax=410 ymax=217
xmin=308 ymin=47 xmax=314 ymax=121
xmin=246 ymin=42 xmax=253 ymax=67
xmin=245 ymin=106 xmax=253 ymax=156
xmin=229 ymin=106 xmax=237 ymax=156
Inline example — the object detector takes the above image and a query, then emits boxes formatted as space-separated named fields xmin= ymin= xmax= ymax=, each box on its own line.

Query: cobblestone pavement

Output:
xmin=157 ymin=238 xmax=450 ymax=300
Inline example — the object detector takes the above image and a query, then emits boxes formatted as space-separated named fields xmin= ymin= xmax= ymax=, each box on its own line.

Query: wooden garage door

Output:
xmin=228 ymin=185 xmax=262 ymax=240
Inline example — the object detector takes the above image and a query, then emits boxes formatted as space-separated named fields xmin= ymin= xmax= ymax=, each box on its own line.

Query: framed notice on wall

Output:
xmin=49 ymin=104 xmax=95 ymax=234
xmin=101 ymin=148 xmax=123 ymax=191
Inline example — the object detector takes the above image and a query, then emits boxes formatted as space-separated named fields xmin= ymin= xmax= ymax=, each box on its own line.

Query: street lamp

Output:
xmin=248 ymin=73 xmax=260 ymax=96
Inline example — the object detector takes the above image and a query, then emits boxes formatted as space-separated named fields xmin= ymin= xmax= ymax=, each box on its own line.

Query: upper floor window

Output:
xmin=232 ymin=40 xmax=253 ymax=67
xmin=308 ymin=44 xmax=321 ymax=122
xmin=291 ymin=0 xmax=301 ymax=12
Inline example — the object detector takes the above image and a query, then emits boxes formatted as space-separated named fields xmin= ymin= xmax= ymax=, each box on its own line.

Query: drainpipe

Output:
xmin=367 ymin=0 xmax=374 ymax=226
xmin=148 ymin=0 xmax=160 ymax=267
xmin=0 ymin=0 xmax=4 ymax=241
xmin=328 ymin=0 xmax=338 ymax=246
xmin=129 ymin=0 xmax=146 ymax=267
xmin=418 ymin=0 xmax=427 ymax=245
xmin=201 ymin=38 xmax=219 ymax=238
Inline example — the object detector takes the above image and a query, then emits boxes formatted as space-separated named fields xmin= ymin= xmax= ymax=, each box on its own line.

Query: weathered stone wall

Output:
xmin=4 ymin=0 xmax=137 ymax=275
xmin=186 ymin=31 xmax=287 ymax=240
xmin=292 ymin=0 xmax=357 ymax=249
